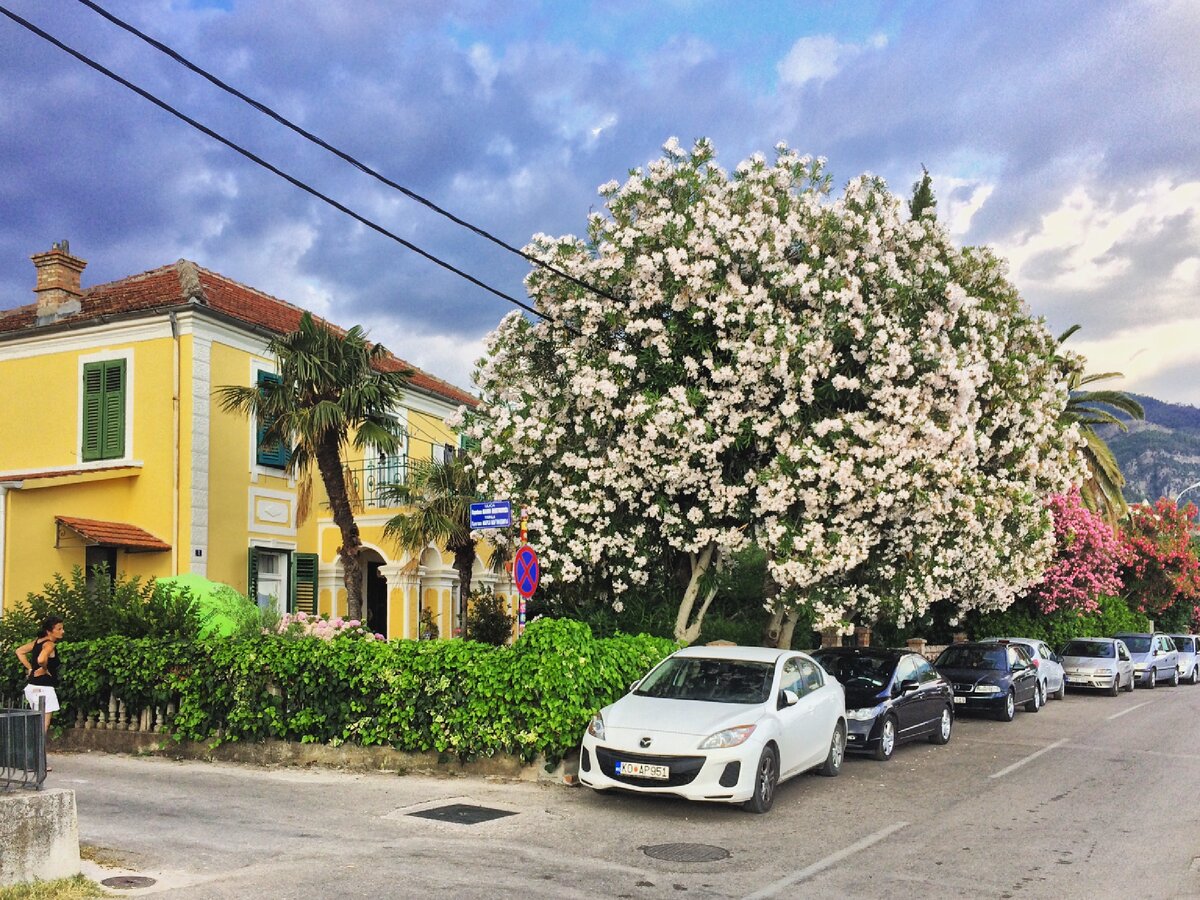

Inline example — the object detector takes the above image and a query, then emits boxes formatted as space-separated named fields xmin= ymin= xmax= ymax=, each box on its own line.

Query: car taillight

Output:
xmin=1031 ymin=659 xmax=1040 ymax=668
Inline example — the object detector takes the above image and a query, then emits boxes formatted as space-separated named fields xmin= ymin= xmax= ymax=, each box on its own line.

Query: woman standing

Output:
xmin=15 ymin=615 xmax=65 ymax=734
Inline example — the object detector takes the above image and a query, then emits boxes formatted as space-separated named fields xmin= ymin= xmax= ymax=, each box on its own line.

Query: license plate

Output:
xmin=1067 ymin=676 xmax=1086 ymax=684
xmin=953 ymin=696 xmax=966 ymax=704
xmin=617 ymin=761 xmax=669 ymax=779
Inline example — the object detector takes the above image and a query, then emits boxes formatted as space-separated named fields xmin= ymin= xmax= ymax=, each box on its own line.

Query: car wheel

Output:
xmin=928 ymin=706 xmax=953 ymax=745
xmin=1025 ymin=681 xmax=1044 ymax=712
xmin=1191 ymin=666 xmax=1200 ymax=685
xmin=1169 ymin=667 xmax=1180 ymax=687
xmin=1053 ymin=677 xmax=1066 ymax=701
xmin=872 ymin=716 xmax=897 ymax=762
xmin=818 ymin=722 xmax=846 ymax=777
xmin=743 ymin=746 xmax=778 ymax=814
xmin=996 ymin=689 xmax=1016 ymax=722
xmin=1108 ymin=671 xmax=1121 ymax=696
xmin=1144 ymin=668 xmax=1157 ymax=689
xmin=1122 ymin=671 xmax=1135 ymax=692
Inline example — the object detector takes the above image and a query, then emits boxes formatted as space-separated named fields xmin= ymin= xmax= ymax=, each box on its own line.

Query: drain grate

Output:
xmin=642 ymin=843 xmax=730 ymax=862
xmin=100 ymin=876 xmax=158 ymax=889
xmin=407 ymin=803 xmax=517 ymax=824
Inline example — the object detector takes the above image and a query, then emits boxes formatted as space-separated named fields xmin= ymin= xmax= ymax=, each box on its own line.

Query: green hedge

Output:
xmin=2 ymin=618 xmax=675 ymax=762
xmin=967 ymin=595 xmax=1153 ymax=649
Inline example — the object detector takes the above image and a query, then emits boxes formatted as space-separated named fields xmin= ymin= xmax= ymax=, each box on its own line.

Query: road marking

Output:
xmin=1106 ymin=701 xmax=1151 ymax=720
xmin=988 ymin=738 xmax=1068 ymax=779
xmin=742 ymin=822 xmax=907 ymax=899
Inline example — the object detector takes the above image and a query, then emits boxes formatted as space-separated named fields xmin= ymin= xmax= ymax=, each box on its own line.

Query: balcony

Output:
xmin=343 ymin=444 xmax=459 ymax=510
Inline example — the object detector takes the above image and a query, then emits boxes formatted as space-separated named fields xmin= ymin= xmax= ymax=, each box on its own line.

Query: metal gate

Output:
xmin=1 ymin=699 xmax=46 ymax=790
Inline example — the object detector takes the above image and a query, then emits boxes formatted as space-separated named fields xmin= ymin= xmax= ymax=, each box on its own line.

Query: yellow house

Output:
xmin=0 ymin=241 xmax=514 ymax=639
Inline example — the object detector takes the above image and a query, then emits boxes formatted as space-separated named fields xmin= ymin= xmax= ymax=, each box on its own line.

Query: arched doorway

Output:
xmin=362 ymin=548 xmax=388 ymax=635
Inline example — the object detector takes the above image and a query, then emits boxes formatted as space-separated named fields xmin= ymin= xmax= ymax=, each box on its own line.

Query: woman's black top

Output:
xmin=27 ymin=639 xmax=60 ymax=686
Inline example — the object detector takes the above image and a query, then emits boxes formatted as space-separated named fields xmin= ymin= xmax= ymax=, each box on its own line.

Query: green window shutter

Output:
xmin=255 ymin=372 xmax=287 ymax=468
xmin=459 ymin=433 xmax=480 ymax=452
xmin=82 ymin=362 xmax=104 ymax=461
xmin=247 ymin=547 xmax=260 ymax=603
xmin=291 ymin=553 xmax=318 ymax=615
xmin=82 ymin=359 xmax=125 ymax=461
xmin=100 ymin=360 xmax=126 ymax=459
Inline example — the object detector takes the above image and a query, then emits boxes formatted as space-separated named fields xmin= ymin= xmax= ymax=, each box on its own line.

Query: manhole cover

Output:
xmin=100 ymin=876 xmax=158 ymax=889
xmin=642 ymin=843 xmax=730 ymax=862
xmin=407 ymin=803 xmax=517 ymax=824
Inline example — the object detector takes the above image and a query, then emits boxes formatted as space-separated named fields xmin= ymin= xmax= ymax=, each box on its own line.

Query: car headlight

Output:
xmin=846 ymin=706 xmax=882 ymax=721
xmin=974 ymin=685 xmax=1002 ymax=695
xmin=698 ymin=725 xmax=756 ymax=749
xmin=1094 ymin=669 xmax=1113 ymax=676
xmin=587 ymin=713 xmax=605 ymax=740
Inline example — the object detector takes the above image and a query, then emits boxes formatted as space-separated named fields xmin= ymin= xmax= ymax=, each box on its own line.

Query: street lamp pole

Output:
xmin=1175 ymin=480 xmax=1200 ymax=505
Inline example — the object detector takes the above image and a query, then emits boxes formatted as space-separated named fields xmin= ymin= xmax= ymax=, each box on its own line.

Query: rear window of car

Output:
xmin=935 ymin=646 xmax=1006 ymax=670
xmin=636 ymin=657 xmax=775 ymax=704
xmin=1062 ymin=640 xmax=1114 ymax=658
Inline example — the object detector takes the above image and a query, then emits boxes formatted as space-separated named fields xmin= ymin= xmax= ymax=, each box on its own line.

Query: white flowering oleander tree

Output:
xmin=464 ymin=138 xmax=1085 ymax=643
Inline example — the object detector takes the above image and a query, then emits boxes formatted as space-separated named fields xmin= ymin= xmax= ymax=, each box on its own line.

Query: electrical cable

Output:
xmin=0 ymin=4 xmax=570 ymax=330
xmin=73 ymin=0 xmax=621 ymax=306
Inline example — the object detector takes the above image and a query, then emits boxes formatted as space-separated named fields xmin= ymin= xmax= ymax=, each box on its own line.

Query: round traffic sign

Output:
xmin=513 ymin=545 xmax=539 ymax=598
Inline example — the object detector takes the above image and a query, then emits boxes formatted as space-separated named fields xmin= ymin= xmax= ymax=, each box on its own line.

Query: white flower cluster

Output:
xmin=467 ymin=138 xmax=1084 ymax=631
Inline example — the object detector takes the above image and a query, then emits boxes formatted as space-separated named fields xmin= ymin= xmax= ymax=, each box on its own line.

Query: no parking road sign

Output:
xmin=513 ymin=545 xmax=539 ymax=599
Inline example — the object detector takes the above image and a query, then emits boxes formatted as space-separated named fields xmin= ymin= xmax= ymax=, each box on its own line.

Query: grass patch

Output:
xmin=77 ymin=845 xmax=130 ymax=869
xmin=0 ymin=875 xmax=105 ymax=899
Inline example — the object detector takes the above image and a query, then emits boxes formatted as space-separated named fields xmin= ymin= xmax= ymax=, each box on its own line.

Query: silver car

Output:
xmin=1168 ymin=635 xmax=1200 ymax=685
xmin=1116 ymin=632 xmax=1181 ymax=688
xmin=1060 ymin=638 xmax=1135 ymax=694
xmin=981 ymin=637 xmax=1067 ymax=702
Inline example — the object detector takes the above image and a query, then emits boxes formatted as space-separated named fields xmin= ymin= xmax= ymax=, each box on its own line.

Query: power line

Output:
xmin=73 ymin=0 xmax=622 ymax=307
xmin=0 ymin=4 xmax=568 ymax=330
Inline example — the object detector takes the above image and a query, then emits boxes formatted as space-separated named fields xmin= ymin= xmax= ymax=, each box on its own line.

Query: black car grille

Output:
xmin=594 ymin=747 xmax=706 ymax=788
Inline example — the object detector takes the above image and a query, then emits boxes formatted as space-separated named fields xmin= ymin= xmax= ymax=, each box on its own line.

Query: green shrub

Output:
xmin=464 ymin=590 xmax=514 ymax=645
xmin=19 ymin=617 xmax=677 ymax=762
xmin=967 ymin=594 xmax=1152 ymax=650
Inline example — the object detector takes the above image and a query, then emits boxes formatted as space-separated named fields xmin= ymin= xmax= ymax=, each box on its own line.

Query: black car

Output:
xmin=934 ymin=641 xmax=1041 ymax=721
xmin=813 ymin=648 xmax=954 ymax=761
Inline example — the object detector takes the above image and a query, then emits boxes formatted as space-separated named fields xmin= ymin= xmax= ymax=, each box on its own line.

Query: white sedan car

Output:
xmin=578 ymin=645 xmax=846 ymax=813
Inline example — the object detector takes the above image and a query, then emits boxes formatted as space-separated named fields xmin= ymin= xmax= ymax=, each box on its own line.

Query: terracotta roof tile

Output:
xmin=56 ymin=516 xmax=170 ymax=552
xmin=0 ymin=261 xmax=478 ymax=408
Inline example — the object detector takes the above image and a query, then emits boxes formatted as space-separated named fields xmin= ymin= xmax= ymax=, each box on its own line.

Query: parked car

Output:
xmin=933 ymin=641 xmax=1040 ymax=721
xmin=980 ymin=637 xmax=1067 ymax=701
xmin=1060 ymin=637 xmax=1135 ymax=694
xmin=1115 ymin=632 xmax=1180 ymax=688
xmin=578 ymin=645 xmax=846 ymax=813
xmin=812 ymin=647 xmax=954 ymax=761
xmin=1168 ymin=635 xmax=1200 ymax=685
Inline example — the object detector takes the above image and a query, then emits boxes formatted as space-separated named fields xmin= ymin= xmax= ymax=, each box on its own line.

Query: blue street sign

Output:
xmin=469 ymin=500 xmax=512 ymax=530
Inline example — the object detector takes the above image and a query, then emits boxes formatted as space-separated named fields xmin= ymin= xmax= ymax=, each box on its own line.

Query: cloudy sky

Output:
xmin=1 ymin=1 xmax=1197 ymax=403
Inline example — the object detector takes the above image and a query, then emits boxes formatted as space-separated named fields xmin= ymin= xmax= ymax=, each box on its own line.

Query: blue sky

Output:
xmin=1 ymin=0 xmax=1197 ymax=403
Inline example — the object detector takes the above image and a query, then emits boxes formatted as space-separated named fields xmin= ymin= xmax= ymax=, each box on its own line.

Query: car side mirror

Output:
xmin=900 ymin=678 xmax=919 ymax=694
xmin=1012 ymin=661 xmax=1028 ymax=671
xmin=1153 ymin=649 xmax=1161 ymax=657
xmin=779 ymin=689 xmax=799 ymax=709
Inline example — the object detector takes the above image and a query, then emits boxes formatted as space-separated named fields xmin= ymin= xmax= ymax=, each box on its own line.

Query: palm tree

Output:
xmin=381 ymin=455 xmax=480 ymax=635
xmin=1058 ymin=325 xmax=1145 ymax=525
xmin=216 ymin=312 xmax=410 ymax=620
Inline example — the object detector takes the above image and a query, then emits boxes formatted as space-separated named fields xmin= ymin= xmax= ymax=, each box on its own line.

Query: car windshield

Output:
xmin=1062 ymin=640 xmax=1114 ymax=659
xmin=936 ymin=646 xmax=1006 ymax=670
xmin=1120 ymin=636 xmax=1152 ymax=653
xmin=635 ymin=658 xmax=775 ymax=704
xmin=814 ymin=653 xmax=896 ymax=690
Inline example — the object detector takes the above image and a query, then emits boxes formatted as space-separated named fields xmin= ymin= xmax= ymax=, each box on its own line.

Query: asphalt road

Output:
xmin=56 ymin=680 xmax=1200 ymax=899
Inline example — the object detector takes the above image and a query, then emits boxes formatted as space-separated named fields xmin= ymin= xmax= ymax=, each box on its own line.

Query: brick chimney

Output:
xmin=32 ymin=240 xmax=87 ymax=324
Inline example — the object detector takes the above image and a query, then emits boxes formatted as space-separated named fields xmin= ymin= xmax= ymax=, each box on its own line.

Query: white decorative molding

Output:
xmin=248 ymin=487 xmax=296 ymax=536
xmin=256 ymin=499 xmax=289 ymax=523
xmin=0 ymin=318 xmax=175 ymax=361
xmin=190 ymin=335 xmax=211 ymax=576
xmin=398 ymin=388 xmax=462 ymax=421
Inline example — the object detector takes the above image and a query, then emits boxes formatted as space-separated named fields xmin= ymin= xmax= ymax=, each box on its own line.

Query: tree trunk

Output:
xmin=674 ymin=542 xmax=722 ymax=645
xmin=451 ymin=538 xmax=477 ymax=637
xmin=315 ymin=438 xmax=364 ymax=621
xmin=760 ymin=555 xmax=784 ymax=646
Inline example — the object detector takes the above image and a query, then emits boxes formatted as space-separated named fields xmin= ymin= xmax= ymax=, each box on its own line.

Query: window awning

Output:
xmin=55 ymin=516 xmax=170 ymax=553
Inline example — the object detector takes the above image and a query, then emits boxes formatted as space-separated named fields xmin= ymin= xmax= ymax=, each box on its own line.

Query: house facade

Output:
xmin=0 ymin=241 xmax=512 ymax=639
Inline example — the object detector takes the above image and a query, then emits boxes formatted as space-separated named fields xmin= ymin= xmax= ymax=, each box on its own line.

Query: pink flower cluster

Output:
xmin=272 ymin=611 xmax=386 ymax=641
xmin=1030 ymin=488 xmax=1125 ymax=614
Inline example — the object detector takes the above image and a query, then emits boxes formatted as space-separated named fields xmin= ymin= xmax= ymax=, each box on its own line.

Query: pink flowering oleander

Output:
xmin=466 ymin=138 xmax=1084 ymax=639
xmin=1029 ymin=488 xmax=1125 ymax=614
xmin=1120 ymin=499 xmax=1200 ymax=621
xmin=271 ymin=612 xmax=383 ymax=641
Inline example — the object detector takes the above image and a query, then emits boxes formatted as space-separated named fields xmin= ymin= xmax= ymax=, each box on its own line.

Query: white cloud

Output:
xmin=777 ymin=33 xmax=887 ymax=87
xmin=368 ymin=317 xmax=484 ymax=395
xmin=1069 ymin=317 xmax=1200 ymax=405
